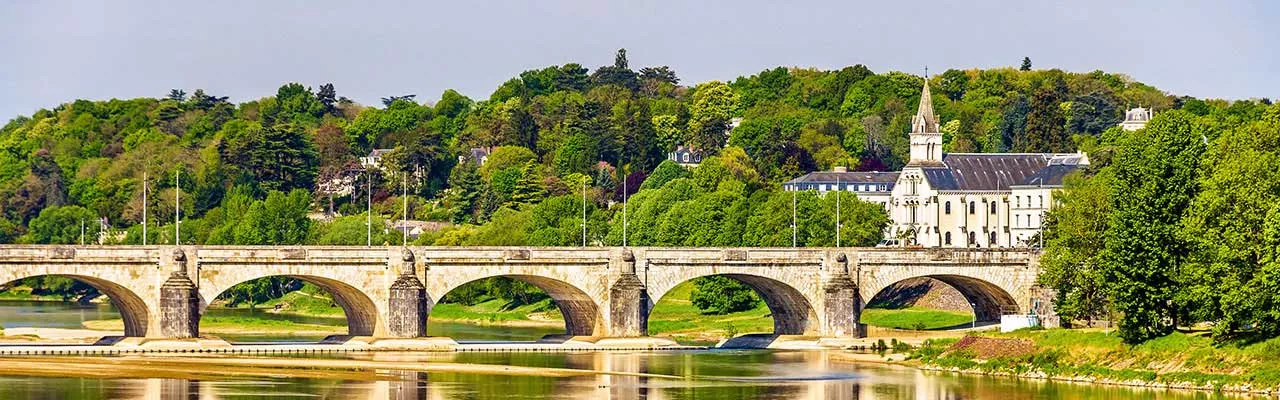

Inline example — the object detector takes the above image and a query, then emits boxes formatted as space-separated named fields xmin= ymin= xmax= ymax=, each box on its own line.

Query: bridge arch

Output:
xmin=646 ymin=273 xmax=821 ymax=335
xmin=862 ymin=274 xmax=1020 ymax=321
xmin=0 ymin=274 xmax=151 ymax=337
xmin=431 ymin=275 xmax=603 ymax=337
xmin=198 ymin=275 xmax=380 ymax=337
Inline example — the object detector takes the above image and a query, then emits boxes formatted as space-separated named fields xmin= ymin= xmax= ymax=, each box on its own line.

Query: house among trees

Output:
xmin=460 ymin=147 xmax=492 ymax=166
xmin=1119 ymin=107 xmax=1153 ymax=131
xmin=667 ymin=146 xmax=705 ymax=167
xmin=360 ymin=148 xmax=394 ymax=169
xmin=782 ymin=167 xmax=898 ymax=208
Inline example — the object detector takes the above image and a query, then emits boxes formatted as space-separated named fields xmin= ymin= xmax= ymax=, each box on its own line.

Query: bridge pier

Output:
xmin=158 ymin=248 xmax=199 ymax=339
xmin=608 ymin=249 xmax=648 ymax=337
xmin=387 ymin=248 xmax=428 ymax=338
xmin=822 ymin=253 xmax=866 ymax=338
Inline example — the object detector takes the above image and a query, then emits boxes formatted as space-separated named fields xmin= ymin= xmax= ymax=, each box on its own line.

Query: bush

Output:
xmin=690 ymin=276 xmax=761 ymax=315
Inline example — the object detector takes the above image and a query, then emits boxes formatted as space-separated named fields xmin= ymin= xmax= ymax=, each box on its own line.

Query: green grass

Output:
xmin=429 ymin=298 xmax=561 ymax=324
xmin=908 ymin=329 xmax=1280 ymax=390
xmin=255 ymin=287 xmax=346 ymax=317
xmin=647 ymin=281 xmax=773 ymax=340
xmin=859 ymin=307 xmax=974 ymax=330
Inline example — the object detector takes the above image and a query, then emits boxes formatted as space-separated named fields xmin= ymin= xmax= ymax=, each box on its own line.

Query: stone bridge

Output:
xmin=0 ymin=246 xmax=1044 ymax=340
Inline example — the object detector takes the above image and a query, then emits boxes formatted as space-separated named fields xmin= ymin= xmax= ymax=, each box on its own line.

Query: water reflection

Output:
xmin=0 ymin=351 xmax=1234 ymax=400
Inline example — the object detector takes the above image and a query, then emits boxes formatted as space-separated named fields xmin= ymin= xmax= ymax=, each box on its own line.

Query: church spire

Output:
xmin=907 ymin=79 xmax=944 ymax=166
xmin=912 ymin=80 xmax=938 ymax=134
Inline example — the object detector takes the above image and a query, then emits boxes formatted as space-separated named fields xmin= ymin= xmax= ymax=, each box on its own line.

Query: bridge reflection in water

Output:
xmin=64 ymin=349 xmax=1217 ymax=400
xmin=116 ymin=351 xmax=976 ymax=400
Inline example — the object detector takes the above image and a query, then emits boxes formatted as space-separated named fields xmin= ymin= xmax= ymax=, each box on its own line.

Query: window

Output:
xmin=682 ymin=153 xmax=689 ymax=162
xmin=945 ymin=201 xmax=951 ymax=214
xmin=990 ymin=202 xmax=997 ymax=214
xmin=968 ymin=232 xmax=976 ymax=246
xmin=1016 ymin=215 xmax=1021 ymax=227
xmin=1038 ymin=195 xmax=1044 ymax=208
xmin=944 ymin=232 xmax=952 ymax=245
xmin=879 ymin=184 xmax=887 ymax=191
xmin=990 ymin=231 xmax=997 ymax=245
xmin=968 ymin=201 xmax=976 ymax=214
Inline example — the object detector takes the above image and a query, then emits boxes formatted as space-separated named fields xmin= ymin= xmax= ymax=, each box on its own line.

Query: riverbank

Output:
xmin=902 ymin=328 xmax=1280 ymax=395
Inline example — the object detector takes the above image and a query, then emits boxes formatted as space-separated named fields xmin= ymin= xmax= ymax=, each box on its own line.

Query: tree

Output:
xmin=258 ymin=123 xmax=321 ymax=193
xmin=1020 ymin=57 xmax=1033 ymax=71
xmin=590 ymin=48 xmax=640 ymax=91
xmin=479 ymin=146 xmax=537 ymax=180
xmin=937 ymin=69 xmax=970 ymax=101
xmin=381 ymin=94 xmax=417 ymax=107
xmin=1022 ymin=78 xmax=1070 ymax=152
xmin=446 ymin=158 xmax=483 ymax=224
xmin=687 ymin=81 xmax=739 ymax=154
xmin=1180 ymin=111 xmax=1280 ymax=338
xmin=317 ymin=83 xmax=337 ymax=115
xmin=167 ymin=89 xmax=187 ymax=102
xmin=1098 ymin=111 xmax=1205 ymax=343
xmin=1040 ymin=170 xmax=1113 ymax=325
xmin=21 ymin=205 xmax=96 ymax=244
xmin=639 ymin=160 xmax=689 ymax=190
xmin=690 ymin=276 xmax=761 ymax=314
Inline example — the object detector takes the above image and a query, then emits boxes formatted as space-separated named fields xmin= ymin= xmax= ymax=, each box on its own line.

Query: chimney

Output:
xmin=833 ymin=166 xmax=848 ymax=173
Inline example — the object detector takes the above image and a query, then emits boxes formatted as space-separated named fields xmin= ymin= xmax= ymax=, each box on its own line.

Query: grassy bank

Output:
xmin=906 ymin=328 xmax=1280 ymax=393
xmin=859 ymin=307 xmax=974 ymax=330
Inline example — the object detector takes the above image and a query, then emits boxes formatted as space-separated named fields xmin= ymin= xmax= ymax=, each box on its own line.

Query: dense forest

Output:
xmin=3 ymin=49 xmax=1277 ymax=336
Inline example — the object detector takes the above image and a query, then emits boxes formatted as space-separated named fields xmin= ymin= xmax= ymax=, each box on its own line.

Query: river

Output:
xmin=0 ymin=301 xmax=1249 ymax=399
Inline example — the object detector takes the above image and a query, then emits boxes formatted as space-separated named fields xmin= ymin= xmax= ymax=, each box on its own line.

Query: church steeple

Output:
xmin=908 ymin=80 xmax=944 ymax=166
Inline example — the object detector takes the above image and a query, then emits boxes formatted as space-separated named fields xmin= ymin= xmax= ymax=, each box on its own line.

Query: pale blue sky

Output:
xmin=1 ymin=0 xmax=1276 ymax=119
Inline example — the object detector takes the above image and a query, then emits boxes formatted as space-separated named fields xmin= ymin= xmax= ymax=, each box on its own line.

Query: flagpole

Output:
xmin=142 ymin=171 xmax=147 ymax=246
xmin=174 ymin=169 xmax=180 ymax=245
xmin=835 ymin=176 xmax=841 ymax=247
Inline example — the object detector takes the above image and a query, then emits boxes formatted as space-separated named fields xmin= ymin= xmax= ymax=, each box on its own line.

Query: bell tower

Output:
xmin=908 ymin=80 xmax=944 ymax=166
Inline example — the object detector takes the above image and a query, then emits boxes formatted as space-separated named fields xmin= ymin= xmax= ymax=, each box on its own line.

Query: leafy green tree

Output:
xmin=639 ymin=160 xmax=689 ymax=190
xmin=1022 ymin=78 xmax=1070 ymax=152
xmin=21 ymin=205 xmax=97 ymax=244
xmin=479 ymin=146 xmax=537 ymax=179
xmin=553 ymin=133 xmax=597 ymax=176
xmin=691 ymin=276 xmax=761 ymax=315
xmin=1040 ymin=170 xmax=1113 ymax=325
xmin=686 ymin=81 xmax=738 ymax=154
xmin=1181 ymin=110 xmax=1280 ymax=338
xmin=1099 ymin=111 xmax=1205 ymax=343
xmin=590 ymin=48 xmax=640 ymax=91
xmin=1020 ymin=57 xmax=1033 ymax=71
xmin=314 ymin=213 xmax=389 ymax=245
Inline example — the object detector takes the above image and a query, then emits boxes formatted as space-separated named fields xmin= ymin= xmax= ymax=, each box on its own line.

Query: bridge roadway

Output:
xmin=0 ymin=246 xmax=1045 ymax=341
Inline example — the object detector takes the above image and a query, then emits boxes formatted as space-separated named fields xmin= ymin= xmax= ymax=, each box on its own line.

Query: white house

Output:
xmin=1119 ymin=107 xmax=1153 ymax=131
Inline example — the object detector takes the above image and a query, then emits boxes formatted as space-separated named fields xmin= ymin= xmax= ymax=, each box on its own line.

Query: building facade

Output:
xmin=786 ymin=81 xmax=1088 ymax=248
xmin=1119 ymin=107 xmax=1153 ymax=131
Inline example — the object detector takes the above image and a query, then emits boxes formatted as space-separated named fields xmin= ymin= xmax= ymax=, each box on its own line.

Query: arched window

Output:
xmin=1016 ymin=196 xmax=1021 ymax=208
xmin=967 ymin=232 xmax=976 ymax=246
xmin=990 ymin=201 xmax=997 ymax=214
xmin=944 ymin=232 xmax=952 ymax=245
xmin=968 ymin=201 xmax=976 ymax=214
xmin=944 ymin=201 xmax=951 ymax=214
xmin=990 ymin=231 xmax=997 ymax=245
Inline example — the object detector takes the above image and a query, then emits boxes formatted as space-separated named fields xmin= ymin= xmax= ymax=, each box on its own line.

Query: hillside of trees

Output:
xmin=4 ymin=49 xmax=1277 ymax=329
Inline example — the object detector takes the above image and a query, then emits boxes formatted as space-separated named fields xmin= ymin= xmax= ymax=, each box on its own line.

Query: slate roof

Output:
xmin=786 ymin=171 xmax=900 ymax=185
xmin=1016 ymin=165 xmax=1079 ymax=187
xmin=923 ymin=153 xmax=1082 ymax=192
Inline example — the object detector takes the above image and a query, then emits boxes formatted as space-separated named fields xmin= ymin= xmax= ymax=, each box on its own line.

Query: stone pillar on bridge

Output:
xmin=608 ymin=248 xmax=648 ymax=337
xmin=387 ymin=248 xmax=428 ymax=338
xmin=159 ymin=248 xmax=200 ymax=339
xmin=822 ymin=252 xmax=866 ymax=338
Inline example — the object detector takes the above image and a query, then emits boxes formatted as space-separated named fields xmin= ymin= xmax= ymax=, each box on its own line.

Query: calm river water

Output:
xmin=0 ymin=301 xmax=1250 ymax=399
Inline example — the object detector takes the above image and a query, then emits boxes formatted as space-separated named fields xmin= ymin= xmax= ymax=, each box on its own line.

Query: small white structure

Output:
xmin=361 ymin=149 xmax=394 ymax=169
xmin=1000 ymin=314 xmax=1042 ymax=332
xmin=1119 ymin=107 xmax=1153 ymax=131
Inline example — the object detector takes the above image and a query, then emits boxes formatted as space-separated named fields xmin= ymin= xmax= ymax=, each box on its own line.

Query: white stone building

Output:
xmin=786 ymin=81 xmax=1088 ymax=248
xmin=1119 ymin=107 xmax=1153 ymax=131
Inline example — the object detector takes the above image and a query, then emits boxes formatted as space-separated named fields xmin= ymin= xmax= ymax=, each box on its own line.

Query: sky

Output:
xmin=1 ymin=0 xmax=1276 ymax=119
